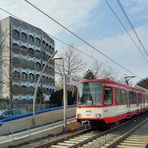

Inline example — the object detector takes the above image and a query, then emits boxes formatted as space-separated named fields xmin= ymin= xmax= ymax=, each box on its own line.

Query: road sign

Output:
xmin=66 ymin=75 xmax=80 ymax=86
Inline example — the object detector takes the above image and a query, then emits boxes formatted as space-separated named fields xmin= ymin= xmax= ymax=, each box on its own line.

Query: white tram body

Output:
xmin=76 ymin=79 xmax=148 ymax=126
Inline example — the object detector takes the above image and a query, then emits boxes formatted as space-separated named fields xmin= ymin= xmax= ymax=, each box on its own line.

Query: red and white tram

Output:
xmin=76 ymin=79 xmax=148 ymax=128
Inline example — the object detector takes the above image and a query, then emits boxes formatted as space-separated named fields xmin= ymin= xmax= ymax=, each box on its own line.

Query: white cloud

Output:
xmin=121 ymin=0 xmax=148 ymax=22
xmin=0 ymin=0 xmax=101 ymax=35
xmin=89 ymin=23 xmax=148 ymax=78
xmin=0 ymin=0 xmax=147 ymax=81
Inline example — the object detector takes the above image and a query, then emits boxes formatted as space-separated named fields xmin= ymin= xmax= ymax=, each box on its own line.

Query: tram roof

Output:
xmin=135 ymin=77 xmax=148 ymax=90
xmin=78 ymin=79 xmax=144 ymax=92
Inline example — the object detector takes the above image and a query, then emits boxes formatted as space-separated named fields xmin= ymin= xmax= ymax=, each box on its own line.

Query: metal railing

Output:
xmin=0 ymin=105 xmax=76 ymax=140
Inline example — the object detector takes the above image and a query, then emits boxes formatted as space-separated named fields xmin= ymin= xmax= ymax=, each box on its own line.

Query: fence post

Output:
xmin=11 ymin=123 xmax=14 ymax=141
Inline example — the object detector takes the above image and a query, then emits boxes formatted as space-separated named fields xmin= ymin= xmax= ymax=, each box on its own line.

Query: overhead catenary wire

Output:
xmin=0 ymin=31 xmax=10 ymax=47
xmin=0 ymin=7 xmax=128 ymax=79
xmin=49 ymin=33 xmax=126 ymax=76
xmin=104 ymin=0 xmax=148 ymax=64
xmin=0 ymin=8 xmax=22 ymax=21
xmin=116 ymin=0 xmax=148 ymax=58
xmin=24 ymin=0 xmax=142 ymax=79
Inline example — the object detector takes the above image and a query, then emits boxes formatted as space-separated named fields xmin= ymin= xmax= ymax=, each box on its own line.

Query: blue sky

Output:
xmin=0 ymin=0 xmax=148 ymax=83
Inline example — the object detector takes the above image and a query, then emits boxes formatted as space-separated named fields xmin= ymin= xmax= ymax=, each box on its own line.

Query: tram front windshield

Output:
xmin=78 ymin=82 xmax=102 ymax=106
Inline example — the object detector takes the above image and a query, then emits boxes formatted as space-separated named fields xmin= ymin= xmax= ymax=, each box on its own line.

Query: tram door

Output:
xmin=126 ymin=90 xmax=130 ymax=114
xmin=138 ymin=93 xmax=142 ymax=113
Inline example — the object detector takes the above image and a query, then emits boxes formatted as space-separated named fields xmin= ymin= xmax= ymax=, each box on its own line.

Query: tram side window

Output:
xmin=133 ymin=92 xmax=137 ymax=104
xmin=129 ymin=91 xmax=137 ymax=104
xmin=104 ymin=87 xmax=113 ymax=105
xmin=144 ymin=95 xmax=146 ymax=105
xmin=129 ymin=91 xmax=133 ymax=104
xmin=116 ymin=89 xmax=121 ymax=104
xmin=142 ymin=94 xmax=144 ymax=104
xmin=138 ymin=93 xmax=142 ymax=104
xmin=147 ymin=95 xmax=148 ymax=103
xmin=121 ymin=90 xmax=127 ymax=104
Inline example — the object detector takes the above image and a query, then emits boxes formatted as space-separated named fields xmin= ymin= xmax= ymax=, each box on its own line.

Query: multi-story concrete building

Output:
xmin=0 ymin=16 xmax=55 ymax=109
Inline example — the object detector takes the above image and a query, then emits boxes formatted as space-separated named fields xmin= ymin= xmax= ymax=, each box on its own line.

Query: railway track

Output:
xmin=34 ymin=112 xmax=147 ymax=148
xmin=106 ymin=118 xmax=148 ymax=148
xmin=33 ymin=128 xmax=91 ymax=148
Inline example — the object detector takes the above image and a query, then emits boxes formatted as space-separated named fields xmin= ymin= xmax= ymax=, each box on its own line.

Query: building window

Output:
xmin=42 ymin=76 xmax=45 ymax=83
xmin=12 ymin=43 xmax=19 ymax=47
xmin=21 ymin=85 xmax=28 ymax=94
xmin=12 ymin=85 xmax=20 ymax=95
xmin=28 ymin=48 xmax=34 ymax=57
xmin=28 ymin=61 xmax=34 ymax=69
xmin=36 ymin=38 xmax=41 ymax=46
xmin=35 ymin=74 xmax=40 ymax=81
xmin=12 ymin=57 xmax=20 ymax=67
xmin=46 ymin=43 xmax=48 ymax=50
xmin=12 ymin=30 xmax=20 ymax=39
xmin=35 ymin=50 xmax=41 ymax=59
xmin=12 ymin=71 xmax=20 ymax=79
xmin=20 ymin=46 xmax=27 ymax=55
xmin=42 ymin=40 xmax=46 ymax=48
xmin=42 ymin=52 xmax=46 ymax=61
xmin=36 ymin=62 xmax=41 ymax=70
xmin=52 ymin=47 xmax=55 ymax=53
xmin=29 ymin=35 xmax=34 ymax=44
xmin=21 ymin=32 xmax=27 ymax=42
xmin=22 ymin=72 xmax=27 ymax=80
xmin=28 ymin=86 xmax=34 ymax=94
xmin=29 ymin=73 xmax=34 ymax=81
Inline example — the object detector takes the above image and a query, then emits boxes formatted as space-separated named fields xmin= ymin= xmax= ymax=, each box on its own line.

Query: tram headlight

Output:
xmin=96 ymin=113 xmax=101 ymax=118
xmin=77 ymin=114 xmax=82 ymax=118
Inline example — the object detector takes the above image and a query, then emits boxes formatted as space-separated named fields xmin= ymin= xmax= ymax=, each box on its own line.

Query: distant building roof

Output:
xmin=135 ymin=77 xmax=148 ymax=90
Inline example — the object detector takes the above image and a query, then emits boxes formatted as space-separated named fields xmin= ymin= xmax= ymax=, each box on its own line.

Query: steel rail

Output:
xmin=106 ymin=118 xmax=148 ymax=148
xmin=34 ymin=128 xmax=91 ymax=148
xmin=34 ymin=113 xmax=147 ymax=148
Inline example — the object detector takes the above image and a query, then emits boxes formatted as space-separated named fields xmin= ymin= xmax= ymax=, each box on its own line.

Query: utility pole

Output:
xmin=63 ymin=73 xmax=67 ymax=132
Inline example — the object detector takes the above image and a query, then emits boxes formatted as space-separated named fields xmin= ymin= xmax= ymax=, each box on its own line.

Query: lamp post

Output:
xmin=54 ymin=58 xmax=67 ymax=132
xmin=33 ymin=50 xmax=57 ymax=116
xmin=63 ymin=71 xmax=67 ymax=132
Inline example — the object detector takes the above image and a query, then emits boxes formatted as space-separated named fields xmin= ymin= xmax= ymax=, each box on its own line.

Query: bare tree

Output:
xmin=56 ymin=46 xmax=86 ymax=76
xmin=91 ymin=60 xmax=103 ymax=78
xmin=55 ymin=45 xmax=86 ymax=90
xmin=90 ymin=60 xmax=119 ymax=81
xmin=90 ymin=60 xmax=132 ymax=84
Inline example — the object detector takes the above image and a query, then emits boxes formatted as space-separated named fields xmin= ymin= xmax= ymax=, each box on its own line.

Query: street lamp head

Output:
xmin=52 ymin=57 xmax=63 ymax=61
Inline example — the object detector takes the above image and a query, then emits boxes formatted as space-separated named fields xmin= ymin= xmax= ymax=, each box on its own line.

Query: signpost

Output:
xmin=66 ymin=75 xmax=80 ymax=86
xmin=63 ymin=75 xmax=80 ymax=132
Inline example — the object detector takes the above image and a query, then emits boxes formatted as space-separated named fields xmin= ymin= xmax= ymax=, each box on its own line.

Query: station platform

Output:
xmin=0 ymin=117 xmax=77 ymax=148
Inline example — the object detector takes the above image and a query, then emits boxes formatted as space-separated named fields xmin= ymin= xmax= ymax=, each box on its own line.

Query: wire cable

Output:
xmin=24 ymin=0 xmax=141 ymax=79
xmin=104 ymin=0 xmax=148 ymax=64
xmin=49 ymin=33 xmax=123 ymax=75
xmin=116 ymin=0 xmax=148 ymax=58
xmin=0 ymin=7 xmax=129 ymax=78
xmin=0 ymin=8 xmax=22 ymax=21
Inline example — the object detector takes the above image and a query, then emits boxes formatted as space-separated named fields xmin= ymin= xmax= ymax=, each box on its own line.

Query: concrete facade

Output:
xmin=0 ymin=16 xmax=55 ymax=108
